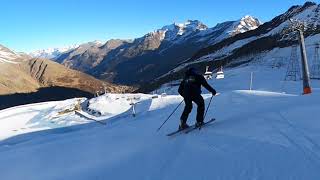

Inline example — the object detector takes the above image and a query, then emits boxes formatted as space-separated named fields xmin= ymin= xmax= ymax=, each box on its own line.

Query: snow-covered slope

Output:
xmin=1 ymin=64 xmax=320 ymax=179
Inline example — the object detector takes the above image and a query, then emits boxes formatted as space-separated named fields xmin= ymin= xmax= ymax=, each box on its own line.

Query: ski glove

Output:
xmin=211 ymin=89 xmax=217 ymax=96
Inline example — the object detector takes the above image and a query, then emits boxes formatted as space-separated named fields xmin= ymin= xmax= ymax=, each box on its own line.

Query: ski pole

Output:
xmin=157 ymin=100 xmax=184 ymax=132
xmin=203 ymin=95 xmax=213 ymax=121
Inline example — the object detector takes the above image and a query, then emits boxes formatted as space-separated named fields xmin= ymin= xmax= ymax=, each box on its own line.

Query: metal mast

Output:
xmin=311 ymin=43 xmax=320 ymax=79
xmin=284 ymin=45 xmax=301 ymax=81
xmin=289 ymin=19 xmax=312 ymax=94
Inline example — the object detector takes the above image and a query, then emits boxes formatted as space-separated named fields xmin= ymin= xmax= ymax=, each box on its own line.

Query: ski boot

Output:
xmin=179 ymin=120 xmax=190 ymax=130
xmin=195 ymin=121 xmax=204 ymax=128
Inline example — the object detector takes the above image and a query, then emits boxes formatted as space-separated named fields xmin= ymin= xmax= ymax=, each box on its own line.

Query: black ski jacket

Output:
xmin=178 ymin=71 xmax=216 ymax=97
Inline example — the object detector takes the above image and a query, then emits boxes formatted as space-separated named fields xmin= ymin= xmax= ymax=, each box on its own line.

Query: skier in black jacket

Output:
xmin=178 ymin=67 xmax=216 ymax=129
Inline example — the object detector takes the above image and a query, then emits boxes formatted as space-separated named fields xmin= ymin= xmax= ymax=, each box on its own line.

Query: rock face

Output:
xmin=48 ymin=17 xmax=260 ymax=86
xmin=141 ymin=2 xmax=320 ymax=92
xmin=54 ymin=41 xmax=107 ymax=71
xmin=0 ymin=44 xmax=133 ymax=96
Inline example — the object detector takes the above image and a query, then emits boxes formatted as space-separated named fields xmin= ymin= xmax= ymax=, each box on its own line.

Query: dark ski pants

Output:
xmin=180 ymin=94 xmax=205 ymax=123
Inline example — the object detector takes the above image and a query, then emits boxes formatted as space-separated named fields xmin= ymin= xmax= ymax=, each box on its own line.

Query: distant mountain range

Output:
xmin=30 ymin=16 xmax=261 ymax=86
xmin=29 ymin=44 xmax=80 ymax=59
xmin=27 ymin=2 xmax=320 ymax=93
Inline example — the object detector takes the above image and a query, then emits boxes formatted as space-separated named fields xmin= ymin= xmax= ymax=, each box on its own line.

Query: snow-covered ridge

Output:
xmin=161 ymin=20 xmax=208 ymax=34
xmin=29 ymin=44 xmax=79 ymax=59
xmin=266 ymin=3 xmax=320 ymax=36
xmin=159 ymin=20 xmax=208 ymax=40
xmin=151 ymin=16 xmax=260 ymax=43
xmin=0 ymin=45 xmax=20 ymax=64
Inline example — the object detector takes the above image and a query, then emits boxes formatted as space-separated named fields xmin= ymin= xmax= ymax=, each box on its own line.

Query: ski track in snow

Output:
xmin=273 ymin=112 xmax=320 ymax=164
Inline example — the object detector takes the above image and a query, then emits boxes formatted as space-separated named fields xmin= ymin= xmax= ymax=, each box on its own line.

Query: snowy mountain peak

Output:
xmin=241 ymin=15 xmax=261 ymax=25
xmin=229 ymin=15 xmax=261 ymax=35
xmin=162 ymin=20 xmax=206 ymax=31
xmin=85 ymin=40 xmax=104 ymax=46
xmin=174 ymin=20 xmax=208 ymax=31
xmin=160 ymin=20 xmax=208 ymax=40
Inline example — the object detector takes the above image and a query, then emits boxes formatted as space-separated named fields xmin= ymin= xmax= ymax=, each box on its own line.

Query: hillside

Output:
xmin=19 ymin=58 xmax=131 ymax=94
xmin=0 ymin=44 xmax=134 ymax=109
xmin=0 ymin=44 xmax=132 ymax=95
xmin=0 ymin=45 xmax=41 ymax=94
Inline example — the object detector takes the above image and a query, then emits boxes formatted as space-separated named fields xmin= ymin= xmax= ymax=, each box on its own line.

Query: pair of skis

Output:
xmin=167 ymin=118 xmax=216 ymax=136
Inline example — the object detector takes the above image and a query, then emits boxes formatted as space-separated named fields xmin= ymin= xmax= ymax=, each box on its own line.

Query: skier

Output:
xmin=178 ymin=67 xmax=216 ymax=130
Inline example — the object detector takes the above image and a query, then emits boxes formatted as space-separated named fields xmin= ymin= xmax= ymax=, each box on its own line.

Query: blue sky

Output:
xmin=1 ymin=0 xmax=316 ymax=52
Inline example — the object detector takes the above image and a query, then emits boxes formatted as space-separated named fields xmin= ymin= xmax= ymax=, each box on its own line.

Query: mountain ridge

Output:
xmin=42 ymin=16 xmax=260 ymax=86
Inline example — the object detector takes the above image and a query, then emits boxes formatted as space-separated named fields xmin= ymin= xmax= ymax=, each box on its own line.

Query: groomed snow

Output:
xmin=0 ymin=65 xmax=320 ymax=180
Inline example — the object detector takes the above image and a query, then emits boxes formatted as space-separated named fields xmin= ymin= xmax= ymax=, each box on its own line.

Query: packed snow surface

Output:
xmin=0 ymin=65 xmax=320 ymax=180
